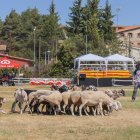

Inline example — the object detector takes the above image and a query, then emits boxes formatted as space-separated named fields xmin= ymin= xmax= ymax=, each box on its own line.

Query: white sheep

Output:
xmin=79 ymin=91 xmax=120 ymax=116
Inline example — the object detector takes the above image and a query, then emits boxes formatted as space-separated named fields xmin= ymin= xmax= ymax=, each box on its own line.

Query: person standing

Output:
xmin=132 ymin=62 xmax=140 ymax=101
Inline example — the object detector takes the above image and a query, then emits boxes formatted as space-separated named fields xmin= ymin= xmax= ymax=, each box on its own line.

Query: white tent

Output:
xmin=74 ymin=53 xmax=105 ymax=69
xmin=105 ymin=54 xmax=134 ymax=62
xmin=105 ymin=54 xmax=134 ymax=70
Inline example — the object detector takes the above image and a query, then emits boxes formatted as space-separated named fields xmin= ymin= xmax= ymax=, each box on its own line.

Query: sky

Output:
xmin=0 ymin=0 xmax=140 ymax=26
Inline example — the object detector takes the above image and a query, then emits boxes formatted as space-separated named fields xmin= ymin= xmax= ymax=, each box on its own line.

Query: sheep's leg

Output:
xmin=36 ymin=103 xmax=41 ymax=114
xmin=106 ymin=105 xmax=111 ymax=115
xmin=74 ymin=106 xmax=78 ymax=113
xmin=96 ymin=105 xmax=101 ymax=115
xmin=48 ymin=104 xmax=53 ymax=115
xmin=23 ymin=104 xmax=27 ymax=112
xmin=98 ymin=102 xmax=103 ymax=116
xmin=18 ymin=102 xmax=23 ymax=114
xmin=63 ymin=104 xmax=67 ymax=113
xmin=53 ymin=106 xmax=57 ymax=115
xmin=79 ymin=103 xmax=86 ymax=116
xmin=92 ymin=107 xmax=96 ymax=116
xmin=29 ymin=99 xmax=35 ymax=112
xmin=24 ymin=99 xmax=34 ymax=113
xmin=58 ymin=104 xmax=61 ymax=113
xmin=11 ymin=101 xmax=18 ymax=112
xmin=83 ymin=106 xmax=89 ymax=116
xmin=26 ymin=101 xmax=32 ymax=114
xmin=70 ymin=104 xmax=75 ymax=116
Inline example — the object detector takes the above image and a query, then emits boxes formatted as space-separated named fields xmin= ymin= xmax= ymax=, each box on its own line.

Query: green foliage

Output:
xmin=100 ymin=0 xmax=115 ymax=42
xmin=49 ymin=45 xmax=74 ymax=78
xmin=0 ymin=19 xmax=3 ymax=34
xmin=67 ymin=0 xmax=83 ymax=35
xmin=0 ymin=0 xmax=123 ymax=78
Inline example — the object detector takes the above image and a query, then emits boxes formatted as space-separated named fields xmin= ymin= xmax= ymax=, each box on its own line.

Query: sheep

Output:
xmin=71 ymin=85 xmax=82 ymax=91
xmin=51 ymin=84 xmax=69 ymax=93
xmin=61 ymin=91 xmax=73 ymax=114
xmin=25 ymin=90 xmax=62 ymax=114
xmin=86 ymin=85 xmax=98 ymax=91
xmin=11 ymin=88 xmax=32 ymax=114
xmin=32 ymin=92 xmax=63 ymax=115
xmin=61 ymin=85 xmax=98 ymax=115
xmin=69 ymin=91 xmax=82 ymax=116
xmin=62 ymin=85 xmax=98 ymax=116
xmin=61 ymin=85 xmax=85 ymax=114
xmin=104 ymin=89 xmax=118 ymax=100
xmin=117 ymin=89 xmax=125 ymax=96
xmin=0 ymin=97 xmax=6 ymax=114
xmin=23 ymin=90 xmax=55 ymax=113
xmin=71 ymin=85 xmax=97 ymax=91
xmin=79 ymin=91 xmax=120 ymax=116
xmin=104 ymin=89 xmax=125 ymax=100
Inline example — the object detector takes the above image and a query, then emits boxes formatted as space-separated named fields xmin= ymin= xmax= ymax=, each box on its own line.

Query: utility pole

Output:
xmin=33 ymin=27 xmax=36 ymax=64
xmin=116 ymin=8 xmax=121 ymax=26
xmin=85 ymin=25 xmax=88 ymax=54
xmin=45 ymin=51 xmax=47 ymax=65
xmin=39 ymin=37 xmax=41 ymax=76
xmin=56 ymin=39 xmax=58 ymax=62
xmin=47 ymin=50 xmax=51 ymax=64
xmin=128 ymin=34 xmax=131 ymax=57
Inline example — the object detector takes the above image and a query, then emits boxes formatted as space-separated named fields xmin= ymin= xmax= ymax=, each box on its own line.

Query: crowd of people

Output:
xmin=80 ymin=65 xmax=124 ymax=71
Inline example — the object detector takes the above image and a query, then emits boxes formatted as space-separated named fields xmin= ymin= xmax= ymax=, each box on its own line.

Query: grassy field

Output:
xmin=0 ymin=85 xmax=140 ymax=140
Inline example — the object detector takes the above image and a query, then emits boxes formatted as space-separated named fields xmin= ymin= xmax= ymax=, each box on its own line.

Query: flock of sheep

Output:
xmin=0 ymin=85 xmax=125 ymax=116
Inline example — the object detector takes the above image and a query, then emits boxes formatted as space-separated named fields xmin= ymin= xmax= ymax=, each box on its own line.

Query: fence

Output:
xmin=112 ymin=78 xmax=133 ymax=87
xmin=12 ymin=78 xmax=72 ymax=86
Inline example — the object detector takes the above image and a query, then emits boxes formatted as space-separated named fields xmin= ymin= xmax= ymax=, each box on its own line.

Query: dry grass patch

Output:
xmin=0 ymin=86 xmax=140 ymax=140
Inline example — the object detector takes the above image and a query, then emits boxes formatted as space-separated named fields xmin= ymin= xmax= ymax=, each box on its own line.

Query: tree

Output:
xmin=19 ymin=8 xmax=41 ymax=59
xmin=67 ymin=0 xmax=83 ymax=35
xmin=87 ymin=0 xmax=99 ymax=16
xmin=49 ymin=45 xmax=74 ymax=77
xmin=49 ymin=0 xmax=55 ymax=15
xmin=99 ymin=0 xmax=123 ymax=54
xmin=1 ymin=9 xmax=21 ymax=53
xmin=0 ymin=19 xmax=3 ymax=33
xmin=100 ymin=0 xmax=115 ymax=42
xmin=84 ymin=0 xmax=104 ymax=53
xmin=40 ymin=0 xmax=60 ymax=61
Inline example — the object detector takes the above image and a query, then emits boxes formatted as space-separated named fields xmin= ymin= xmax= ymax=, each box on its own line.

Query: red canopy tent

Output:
xmin=0 ymin=57 xmax=20 ymax=68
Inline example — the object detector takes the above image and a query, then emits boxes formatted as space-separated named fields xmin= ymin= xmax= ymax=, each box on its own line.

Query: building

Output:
xmin=0 ymin=54 xmax=34 ymax=68
xmin=0 ymin=44 xmax=34 ymax=68
xmin=0 ymin=45 xmax=7 ymax=54
xmin=115 ymin=25 xmax=140 ymax=61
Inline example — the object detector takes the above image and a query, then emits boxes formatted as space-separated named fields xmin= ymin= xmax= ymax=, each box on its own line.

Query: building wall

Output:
xmin=118 ymin=28 xmax=140 ymax=48
xmin=116 ymin=27 xmax=140 ymax=61
xmin=121 ymin=44 xmax=140 ymax=61
xmin=131 ymin=47 xmax=140 ymax=61
xmin=0 ymin=56 xmax=33 ymax=68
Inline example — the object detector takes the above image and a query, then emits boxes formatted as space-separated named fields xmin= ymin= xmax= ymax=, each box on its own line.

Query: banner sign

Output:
xmin=29 ymin=78 xmax=72 ymax=86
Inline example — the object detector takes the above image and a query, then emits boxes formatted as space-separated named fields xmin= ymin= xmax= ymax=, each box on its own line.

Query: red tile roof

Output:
xmin=0 ymin=54 xmax=33 ymax=62
xmin=116 ymin=25 xmax=140 ymax=33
